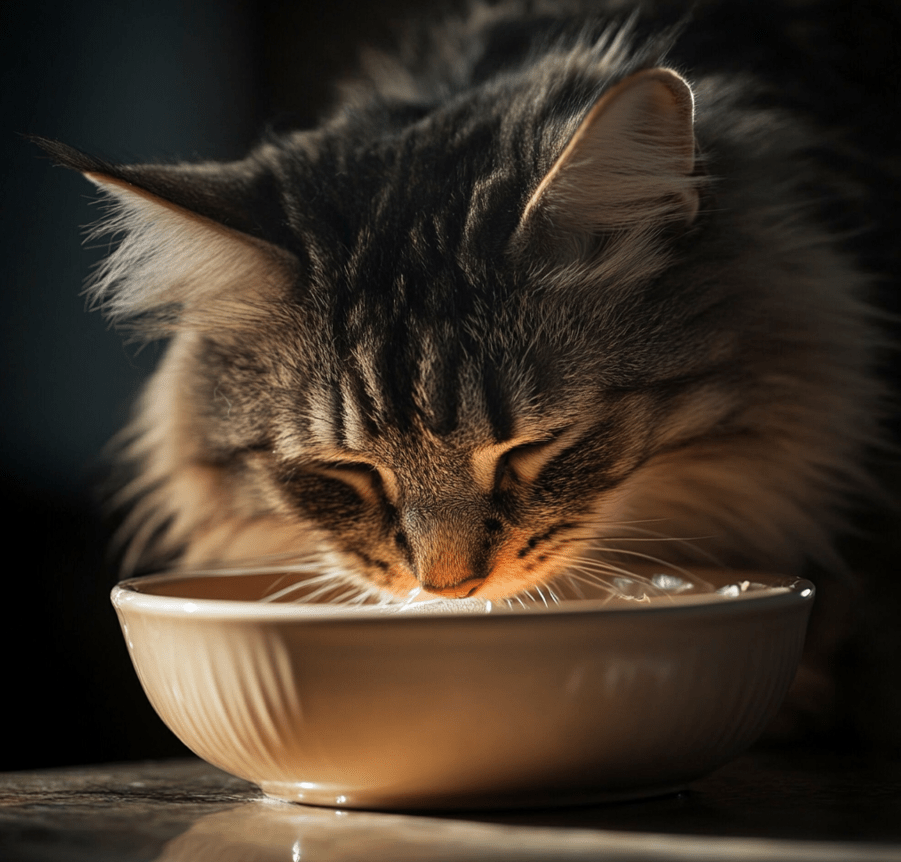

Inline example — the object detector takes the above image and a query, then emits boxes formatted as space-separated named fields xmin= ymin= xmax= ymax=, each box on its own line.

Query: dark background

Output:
xmin=2 ymin=0 xmax=422 ymax=771
xmin=3 ymin=0 xmax=900 ymax=772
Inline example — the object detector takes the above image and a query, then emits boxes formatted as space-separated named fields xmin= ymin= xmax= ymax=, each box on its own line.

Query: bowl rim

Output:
xmin=111 ymin=569 xmax=815 ymax=623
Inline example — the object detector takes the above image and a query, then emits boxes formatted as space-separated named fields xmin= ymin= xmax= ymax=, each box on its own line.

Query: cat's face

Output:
xmin=178 ymin=208 xmax=738 ymax=601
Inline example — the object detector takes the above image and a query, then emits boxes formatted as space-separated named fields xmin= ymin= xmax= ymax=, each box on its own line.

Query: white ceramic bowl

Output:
xmin=111 ymin=566 xmax=813 ymax=810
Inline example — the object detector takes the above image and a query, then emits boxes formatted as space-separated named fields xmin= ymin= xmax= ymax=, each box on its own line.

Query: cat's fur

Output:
xmin=40 ymin=1 xmax=890 ymax=613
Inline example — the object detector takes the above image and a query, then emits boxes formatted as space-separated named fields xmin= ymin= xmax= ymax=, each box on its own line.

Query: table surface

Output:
xmin=3 ymin=751 xmax=901 ymax=861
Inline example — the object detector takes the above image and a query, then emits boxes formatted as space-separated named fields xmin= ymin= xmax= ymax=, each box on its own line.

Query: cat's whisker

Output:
xmin=574 ymin=567 xmax=676 ymax=598
xmin=540 ymin=552 xmax=703 ymax=602
xmin=583 ymin=518 xmax=672 ymax=531
xmin=258 ymin=573 xmax=352 ymax=603
xmin=582 ymin=528 xmax=726 ymax=568
xmin=290 ymin=576 xmax=366 ymax=605
xmin=545 ymin=552 xmax=659 ymax=585
xmin=179 ymin=561 xmax=325 ymax=578
xmin=544 ymin=536 xmax=723 ymax=595
xmin=555 ymin=571 xmax=620 ymax=604
xmin=586 ymin=534 xmax=715 ymax=547
xmin=281 ymin=584 xmax=340 ymax=604
xmin=323 ymin=584 xmax=369 ymax=606
xmin=582 ymin=547 xmax=709 ymax=584
xmin=260 ymin=582 xmax=319 ymax=603
xmin=263 ymin=574 xmax=295 ymax=596
xmin=558 ymin=575 xmax=586 ymax=600
xmin=581 ymin=519 xmax=706 ymax=541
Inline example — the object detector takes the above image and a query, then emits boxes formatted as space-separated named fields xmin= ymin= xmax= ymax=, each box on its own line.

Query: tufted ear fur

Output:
xmin=519 ymin=67 xmax=700 ymax=251
xmin=34 ymin=138 xmax=296 ymax=339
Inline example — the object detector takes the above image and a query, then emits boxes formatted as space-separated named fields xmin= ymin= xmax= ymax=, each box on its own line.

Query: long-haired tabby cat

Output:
xmin=39 ymin=0 xmax=890 ymax=627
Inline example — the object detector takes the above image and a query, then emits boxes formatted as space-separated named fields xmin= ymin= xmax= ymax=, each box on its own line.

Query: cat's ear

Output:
xmin=518 ymin=68 xmax=699 ymax=252
xmin=34 ymin=138 xmax=297 ymax=338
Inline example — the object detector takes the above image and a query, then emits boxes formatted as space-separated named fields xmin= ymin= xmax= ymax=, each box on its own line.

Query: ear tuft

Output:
xmin=83 ymin=173 xmax=296 ymax=339
xmin=33 ymin=135 xmax=298 ymax=340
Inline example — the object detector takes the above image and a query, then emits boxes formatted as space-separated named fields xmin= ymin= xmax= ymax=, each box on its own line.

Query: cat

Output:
xmin=37 ymin=0 xmax=892 ymax=618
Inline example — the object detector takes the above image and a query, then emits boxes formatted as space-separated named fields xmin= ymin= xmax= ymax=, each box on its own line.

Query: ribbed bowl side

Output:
xmin=116 ymin=611 xmax=310 ymax=785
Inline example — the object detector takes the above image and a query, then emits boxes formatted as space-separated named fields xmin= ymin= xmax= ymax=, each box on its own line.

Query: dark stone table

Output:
xmin=3 ymin=751 xmax=901 ymax=861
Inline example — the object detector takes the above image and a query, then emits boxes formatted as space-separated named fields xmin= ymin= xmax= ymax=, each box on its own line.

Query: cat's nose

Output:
xmin=423 ymin=576 xmax=486 ymax=599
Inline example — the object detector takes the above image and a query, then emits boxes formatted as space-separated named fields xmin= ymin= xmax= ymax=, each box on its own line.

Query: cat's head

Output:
xmin=39 ymin=63 xmax=876 ymax=600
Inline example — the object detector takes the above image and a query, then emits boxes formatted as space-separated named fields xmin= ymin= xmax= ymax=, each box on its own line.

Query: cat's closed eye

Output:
xmin=305 ymin=461 xmax=389 ymax=505
xmin=495 ymin=430 xmax=576 ymax=488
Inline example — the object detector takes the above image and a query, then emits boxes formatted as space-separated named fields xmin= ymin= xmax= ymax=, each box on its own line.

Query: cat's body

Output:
xmin=41 ymin=1 xmax=892 ymax=614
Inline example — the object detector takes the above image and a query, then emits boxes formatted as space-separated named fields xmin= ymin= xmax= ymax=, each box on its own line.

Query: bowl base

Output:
xmin=258 ymin=780 xmax=690 ymax=811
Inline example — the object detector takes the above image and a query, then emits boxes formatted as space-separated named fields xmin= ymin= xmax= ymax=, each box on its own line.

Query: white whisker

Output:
xmin=544 ymin=552 xmax=654 ymax=584
xmin=586 ymin=547 xmax=713 ymax=586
